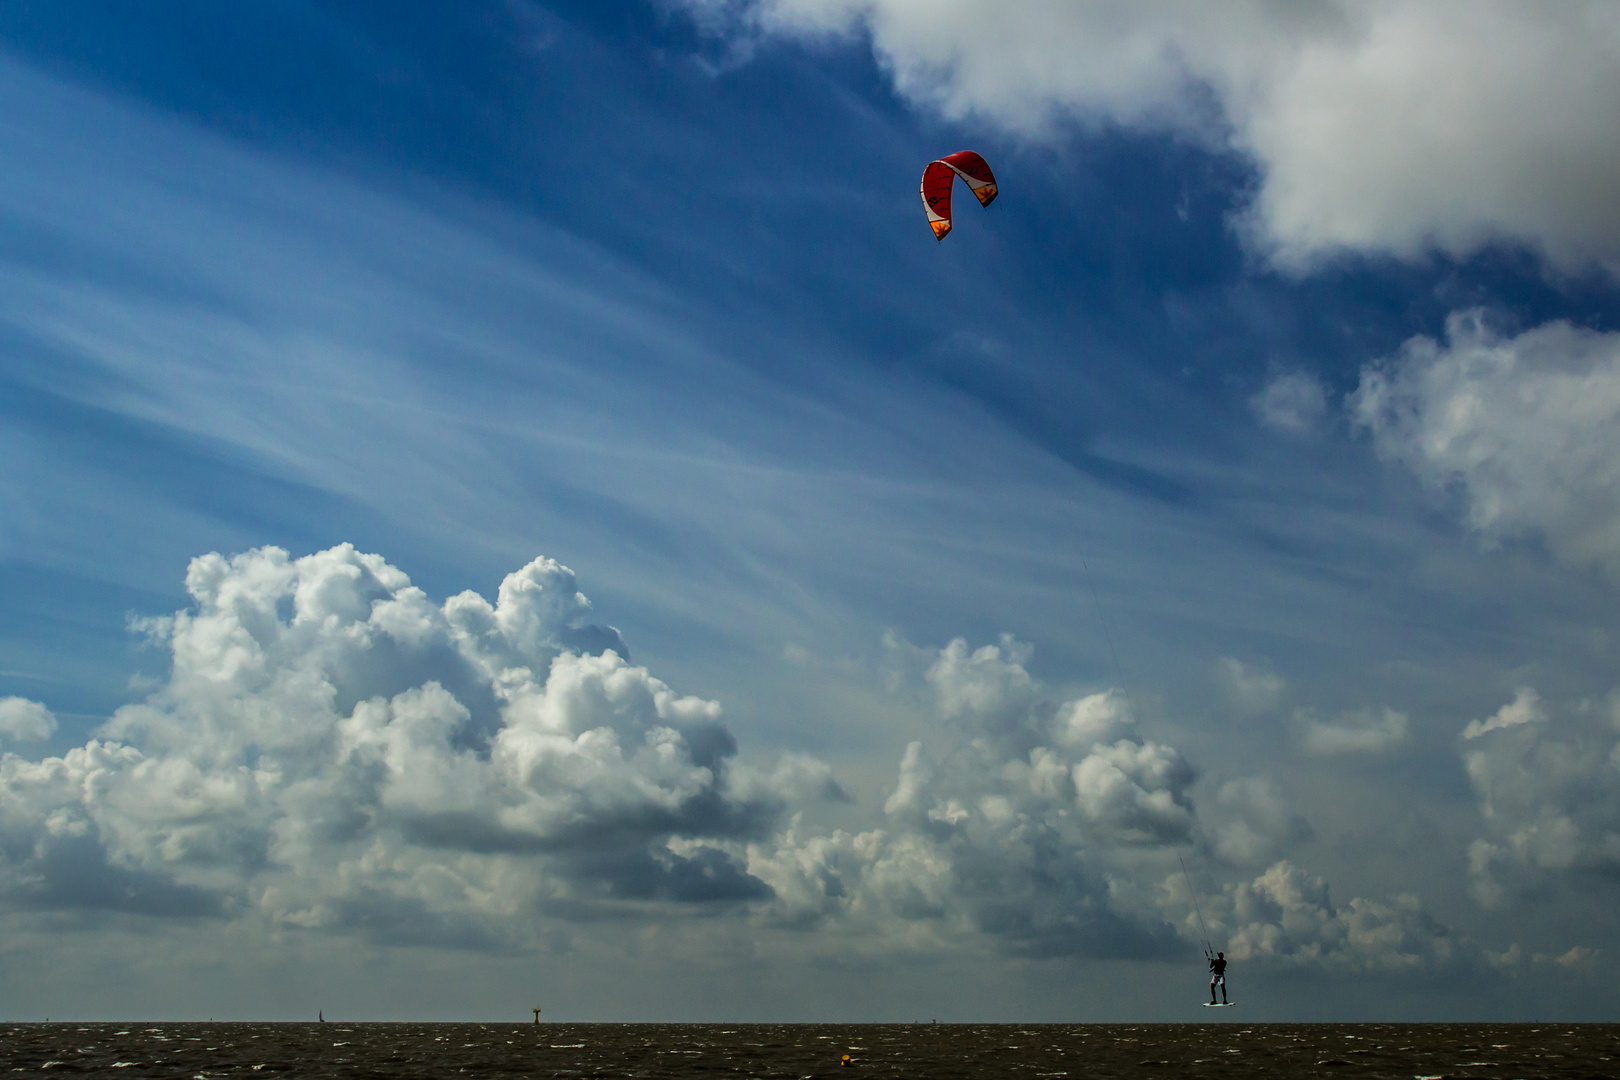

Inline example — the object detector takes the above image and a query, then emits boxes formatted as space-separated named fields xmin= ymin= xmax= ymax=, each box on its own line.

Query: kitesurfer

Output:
xmin=1208 ymin=952 xmax=1228 ymax=1005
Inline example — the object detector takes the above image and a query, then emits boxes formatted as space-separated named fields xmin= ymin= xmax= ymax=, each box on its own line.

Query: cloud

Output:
xmin=1165 ymin=860 xmax=1456 ymax=971
xmin=924 ymin=634 xmax=1037 ymax=727
xmin=0 ymin=698 xmax=55 ymax=745
xmin=1461 ymin=687 xmax=1620 ymax=907
xmin=748 ymin=638 xmax=1194 ymax=957
xmin=1541 ymin=945 xmax=1598 ymax=970
xmin=1487 ymin=942 xmax=1598 ymax=973
xmin=1463 ymin=687 xmax=1546 ymax=740
xmin=1215 ymin=658 xmax=1285 ymax=716
xmin=1352 ymin=312 xmax=1620 ymax=579
xmin=0 ymin=547 xmax=1454 ymax=968
xmin=1300 ymin=706 xmax=1409 ymax=755
xmin=1486 ymin=942 xmax=1522 ymax=970
xmin=1252 ymin=373 xmax=1328 ymax=435
xmin=0 ymin=544 xmax=821 ymax=944
xmin=682 ymin=1 xmax=1620 ymax=270
xmin=1203 ymin=776 xmax=1312 ymax=866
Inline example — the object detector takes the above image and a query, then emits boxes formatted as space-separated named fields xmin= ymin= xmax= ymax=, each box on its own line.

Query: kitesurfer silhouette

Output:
xmin=1208 ymin=952 xmax=1228 ymax=1004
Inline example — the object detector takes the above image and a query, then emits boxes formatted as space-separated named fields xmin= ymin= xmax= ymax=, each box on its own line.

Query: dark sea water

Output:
xmin=1 ymin=1022 xmax=1616 ymax=1079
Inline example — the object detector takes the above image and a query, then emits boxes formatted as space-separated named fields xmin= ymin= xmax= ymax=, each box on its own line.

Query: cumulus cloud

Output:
xmin=1544 ymin=945 xmax=1598 ymax=970
xmin=924 ymin=634 xmax=1037 ymax=727
xmin=1203 ymin=777 xmax=1312 ymax=866
xmin=1463 ymin=687 xmax=1546 ymax=740
xmin=0 ymin=698 xmax=55 ymax=745
xmin=749 ymin=638 xmax=1195 ymax=957
xmin=1486 ymin=942 xmax=1523 ymax=970
xmin=1461 ymin=687 xmax=1620 ymax=907
xmin=0 ymin=547 xmax=1459 ymax=969
xmin=1215 ymin=657 xmax=1285 ymax=716
xmin=0 ymin=545 xmax=824 ymax=947
xmin=751 ymin=643 xmax=1427 ymax=970
xmin=0 ymin=551 xmax=1204 ymax=960
xmin=682 ymin=1 xmax=1620 ymax=270
xmin=1352 ymin=312 xmax=1620 ymax=579
xmin=1252 ymin=372 xmax=1328 ymax=435
xmin=1300 ymin=706 xmax=1409 ymax=756
xmin=1164 ymin=860 xmax=1455 ymax=971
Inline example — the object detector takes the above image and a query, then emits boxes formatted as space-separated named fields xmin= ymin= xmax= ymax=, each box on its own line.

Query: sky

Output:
xmin=2 ymin=0 xmax=1620 ymax=1022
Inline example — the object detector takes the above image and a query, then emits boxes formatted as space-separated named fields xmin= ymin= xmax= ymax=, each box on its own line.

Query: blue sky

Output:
xmin=3 ymin=1 xmax=1620 ymax=1021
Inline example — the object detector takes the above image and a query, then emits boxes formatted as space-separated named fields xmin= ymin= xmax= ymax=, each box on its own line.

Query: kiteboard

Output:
xmin=1203 ymin=1002 xmax=1235 ymax=1008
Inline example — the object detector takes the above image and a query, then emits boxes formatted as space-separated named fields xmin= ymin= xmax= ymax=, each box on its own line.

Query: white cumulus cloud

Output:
xmin=0 ymin=545 xmax=821 ymax=946
xmin=1215 ymin=657 xmax=1285 ymax=716
xmin=1300 ymin=706 xmax=1409 ymax=756
xmin=1163 ymin=860 xmax=1456 ymax=971
xmin=0 ymin=548 xmax=1464 ymax=969
xmin=749 ymin=639 xmax=1196 ymax=957
xmin=1463 ymin=687 xmax=1546 ymax=740
xmin=0 ymin=698 xmax=55 ymax=745
xmin=682 ymin=0 xmax=1620 ymax=271
xmin=0 ymin=552 xmax=1204 ymax=960
xmin=1352 ymin=311 xmax=1620 ymax=578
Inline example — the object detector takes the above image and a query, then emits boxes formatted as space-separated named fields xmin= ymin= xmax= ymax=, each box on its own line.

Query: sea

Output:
xmin=1 ymin=1022 xmax=1616 ymax=1078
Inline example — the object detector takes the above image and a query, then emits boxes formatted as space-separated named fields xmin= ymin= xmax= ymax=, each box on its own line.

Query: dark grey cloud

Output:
xmin=11 ymin=834 xmax=228 ymax=919
xmin=1462 ymin=688 xmax=1620 ymax=909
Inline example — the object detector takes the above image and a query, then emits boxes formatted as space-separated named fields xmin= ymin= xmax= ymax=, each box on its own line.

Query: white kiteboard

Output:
xmin=1202 ymin=1002 xmax=1235 ymax=1007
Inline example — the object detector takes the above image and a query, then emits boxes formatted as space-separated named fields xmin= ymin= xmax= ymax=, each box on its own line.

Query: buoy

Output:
xmin=841 ymin=1054 xmax=853 ymax=1067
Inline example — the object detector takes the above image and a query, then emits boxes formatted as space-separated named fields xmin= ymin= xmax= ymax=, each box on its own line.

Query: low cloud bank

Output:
xmin=1162 ymin=860 xmax=1455 ymax=971
xmin=751 ymin=638 xmax=1196 ymax=957
xmin=0 ymin=544 xmax=1458 ymax=969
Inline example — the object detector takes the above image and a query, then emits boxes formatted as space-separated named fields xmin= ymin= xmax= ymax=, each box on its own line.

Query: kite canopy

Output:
xmin=920 ymin=150 xmax=998 ymax=241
